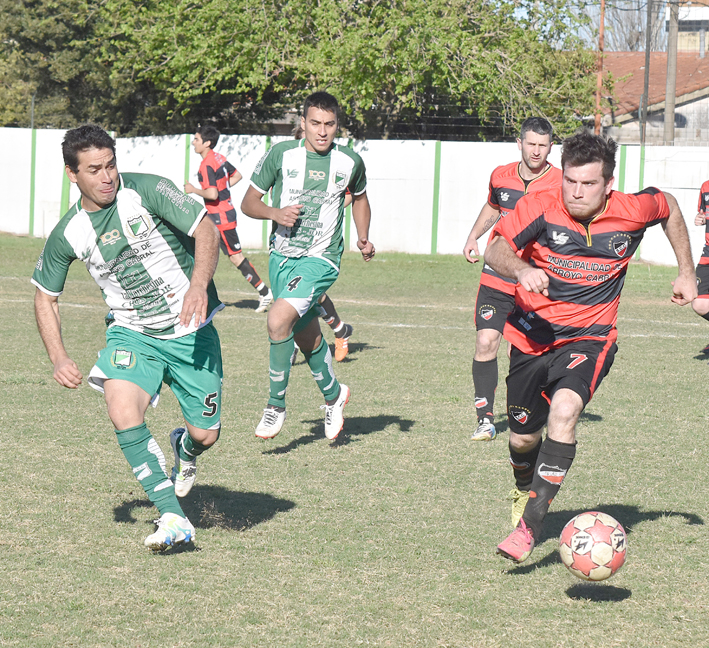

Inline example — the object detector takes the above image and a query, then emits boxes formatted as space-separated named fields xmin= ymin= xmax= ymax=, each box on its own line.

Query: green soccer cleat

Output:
xmin=144 ymin=513 xmax=195 ymax=552
xmin=170 ymin=427 xmax=197 ymax=497
xmin=510 ymin=487 xmax=530 ymax=528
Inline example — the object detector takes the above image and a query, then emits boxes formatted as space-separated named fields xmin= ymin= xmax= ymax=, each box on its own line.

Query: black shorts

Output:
xmin=697 ymin=263 xmax=709 ymax=297
xmin=506 ymin=338 xmax=617 ymax=435
xmin=210 ymin=219 xmax=242 ymax=256
xmin=475 ymin=284 xmax=515 ymax=333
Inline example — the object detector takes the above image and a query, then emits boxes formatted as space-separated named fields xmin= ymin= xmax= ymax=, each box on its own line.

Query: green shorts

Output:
xmin=269 ymin=252 xmax=339 ymax=334
xmin=88 ymin=324 xmax=223 ymax=430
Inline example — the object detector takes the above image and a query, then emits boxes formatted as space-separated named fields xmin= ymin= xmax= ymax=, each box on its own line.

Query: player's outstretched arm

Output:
xmin=34 ymin=288 xmax=83 ymax=389
xmin=352 ymin=191 xmax=375 ymax=261
xmin=241 ymin=186 xmax=301 ymax=227
xmin=229 ymin=170 xmax=243 ymax=187
xmin=485 ymin=236 xmax=549 ymax=296
xmin=180 ymin=216 xmax=220 ymax=328
xmin=662 ymin=192 xmax=698 ymax=305
xmin=463 ymin=203 xmax=501 ymax=264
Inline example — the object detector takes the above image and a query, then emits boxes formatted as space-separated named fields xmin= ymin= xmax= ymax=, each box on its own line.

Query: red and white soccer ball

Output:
xmin=559 ymin=511 xmax=627 ymax=581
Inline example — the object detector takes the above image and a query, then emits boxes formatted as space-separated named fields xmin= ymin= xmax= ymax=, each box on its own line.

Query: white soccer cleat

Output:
xmin=170 ymin=427 xmax=197 ymax=497
xmin=144 ymin=513 xmax=195 ymax=552
xmin=255 ymin=406 xmax=286 ymax=439
xmin=255 ymin=289 xmax=273 ymax=313
xmin=471 ymin=418 xmax=497 ymax=441
xmin=322 ymin=384 xmax=350 ymax=440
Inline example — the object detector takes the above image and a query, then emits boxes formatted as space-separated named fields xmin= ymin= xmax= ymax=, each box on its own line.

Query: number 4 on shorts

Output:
xmin=287 ymin=276 xmax=302 ymax=292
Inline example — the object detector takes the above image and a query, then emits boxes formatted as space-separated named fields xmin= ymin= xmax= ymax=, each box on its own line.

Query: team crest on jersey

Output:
xmin=551 ymin=230 xmax=570 ymax=246
xmin=333 ymin=170 xmax=347 ymax=188
xmin=479 ymin=305 xmax=496 ymax=321
xmin=99 ymin=229 xmax=122 ymax=246
xmin=126 ymin=214 xmax=151 ymax=240
xmin=509 ymin=406 xmax=530 ymax=425
xmin=608 ymin=233 xmax=632 ymax=257
xmin=537 ymin=462 xmax=567 ymax=484
xmin=500 ymin=191 xmax=510 ymax=202
xmin=110 ymin=349 xmax=136 ymax=369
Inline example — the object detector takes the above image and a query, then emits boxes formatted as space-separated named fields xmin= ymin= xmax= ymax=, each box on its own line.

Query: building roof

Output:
xmin=603 ymin=51 xmax=709 ymax=120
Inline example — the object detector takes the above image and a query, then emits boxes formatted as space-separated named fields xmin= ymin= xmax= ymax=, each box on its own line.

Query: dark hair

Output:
xmin=62 ymin=124 xmax=116 ymax=172
xmin=292 ymin=123 xmax=304 ymax=139
xmin=197 ymin=125 xmax=220 ymax=148
xmin=302 ymin=91 xmax=339 ymax=120
xmin=520 ymin=117 xmax=553 ymax=141
xmin=561 ymin=130 xmax=618 ymax=182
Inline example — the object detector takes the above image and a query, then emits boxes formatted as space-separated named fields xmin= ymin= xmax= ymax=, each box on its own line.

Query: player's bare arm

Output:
xmin=662 ymin=192 xmax=698 ymax=305
xmin=695 ymin=211 xmax=706 ymax=226
xmin=229 ymin=171 xmax=243 ymax=187
xmin=184 ymin=182 xmax=218 ymax=202
xmin=352 ymin=191 xmax=375 ymax=261
xmin=485 ymin=235 xmax=549 ymax=296
xmin=241 ymin=185 xmax=301 ymax=227
xmin=34 ymin=289 xmax=83 ymax=389
xmin=463 ymin=203 xmax=501 ymax=263
xmin=180 ymin=216 xmax=220 ymax=327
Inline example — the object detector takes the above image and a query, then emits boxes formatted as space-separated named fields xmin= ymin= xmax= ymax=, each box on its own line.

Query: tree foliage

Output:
xmin=2 ymin=0 xmax=596 ymax=139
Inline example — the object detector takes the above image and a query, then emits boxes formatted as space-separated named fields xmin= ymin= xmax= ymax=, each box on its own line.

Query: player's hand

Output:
xmin=671 ymin=274 xmax=698 ymax=305
xmin=180 ymin=285 xmax=209 ymax=328
xmin=274 ymin=204 xmax=303 ymax=228
xmin=695 ymin=212 xmax=706 ymax=226
xmin=463 ymin=237 xmax=481 ymax=264
xmin=357 ymin=238 xmax=375 ymax=261
xmin=184 ymin=182 xmax=196 ymax=195
xmin=518 ymin=267 xmax=549 ymax=296
xmin=54 ymin=356 xmax=83 ymax=389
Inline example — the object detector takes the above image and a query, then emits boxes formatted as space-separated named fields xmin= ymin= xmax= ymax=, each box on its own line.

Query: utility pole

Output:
xmin=595 ymin=0 xmax=605 ymax=135
xmin=664 ymin=0 xmax=679 ymax=145
xmin=640 ymin=0 xmax=653 ymax=146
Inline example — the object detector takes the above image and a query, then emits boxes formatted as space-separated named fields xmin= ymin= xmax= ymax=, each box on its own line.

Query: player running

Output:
xmin=485 ymin=130 xmax=696 ymax=564
xmin=33 ymin=125 xmax=224 ymax=552
xmin=692 ymin=179 xmax=709 ymax=352
xmin=463 ymin=117 xmax=561 ymax=441
xmin=185 ymin=125 xmax=273 ymax=312
xmin=241 ymin=91 xmax=374 ymax=441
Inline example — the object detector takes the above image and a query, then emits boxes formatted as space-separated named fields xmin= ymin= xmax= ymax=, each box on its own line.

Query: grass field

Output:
xmin=1 ymin=231 xmax=708 ymax=648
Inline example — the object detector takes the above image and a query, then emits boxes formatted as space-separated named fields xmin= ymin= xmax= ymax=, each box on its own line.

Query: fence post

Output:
xmin=431 ymin=141 xmax=442 ymax=255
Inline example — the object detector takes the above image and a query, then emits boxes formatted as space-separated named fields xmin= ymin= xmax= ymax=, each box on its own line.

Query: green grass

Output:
xmin=1 ymin=231 xmax=708 ymax=647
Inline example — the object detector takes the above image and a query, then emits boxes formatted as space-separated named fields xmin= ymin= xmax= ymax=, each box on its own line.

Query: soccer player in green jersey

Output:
xmin=241 ymin=91 xmax=375 ymax=441
xmin=32 ymin=125 xmax=224 ymax=552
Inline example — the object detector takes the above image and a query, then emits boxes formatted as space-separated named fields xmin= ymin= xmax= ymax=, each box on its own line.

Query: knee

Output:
xmin=190 ymin=427 xmax=220 ymax=447
xmin=509 ymin=431 xmax=542 ymax=453
xmin=106 ymin=402 xmax=144 ymax=431
xmin=475 ymin=330 xmax=501 ymax=359
xmin=692 ymin=298 xmax=709 ymax=317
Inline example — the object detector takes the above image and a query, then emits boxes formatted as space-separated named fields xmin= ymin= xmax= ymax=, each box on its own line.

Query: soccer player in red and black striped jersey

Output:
xmin=463 ymin=117 xmax=561 ymax=442
xmin=185 ymin=125 xmax=273 ymax=312
xmin=485 ymin=130 xmax=696 ymax=564
xmin=692 ymin=180 xmax=709 ymax=352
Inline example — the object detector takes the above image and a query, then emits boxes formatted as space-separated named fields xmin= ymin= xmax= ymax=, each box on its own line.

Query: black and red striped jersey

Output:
xmin=697 ymin=180 xmax=709 ymax=265
xmin=494 ymin=186 xmax=669 ymax=355
xmin=481 ymin=162 xmax=562 ymax=295
xmin=198 ymin=149 xmax=239 ymax=223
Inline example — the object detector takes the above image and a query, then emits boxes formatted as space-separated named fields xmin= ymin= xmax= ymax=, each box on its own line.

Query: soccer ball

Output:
xmin=559 ymin=511 xmax=627 ymax=581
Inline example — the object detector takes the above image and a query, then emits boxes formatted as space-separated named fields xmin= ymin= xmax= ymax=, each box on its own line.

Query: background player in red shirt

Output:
xmin=485 ymin=130 xmax=696 ymax=564
xmin=185 ymin=125 xmax=273 ymax=313
xmin=693 ymin=179 xmax=709 ymax=352
xmin=463 ymin=117 xmax=561 ymax=441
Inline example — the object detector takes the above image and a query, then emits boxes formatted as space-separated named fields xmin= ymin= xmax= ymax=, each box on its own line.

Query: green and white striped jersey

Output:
xmin=31 ymin=173 xmax=223 ymax=339
xmin=250 ymin=139 xmax=367 ymax=268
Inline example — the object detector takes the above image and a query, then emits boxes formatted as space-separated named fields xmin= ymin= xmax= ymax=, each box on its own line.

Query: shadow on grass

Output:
xmin=566 ymin=583 xmax=632 ymax=602
xmin=262 ymin=414 xmax=415 ymax=455
xmin=289 ymin=341 xmax=380 ymax=366
xmin=490 ymin=410 xmax=603 ymax=438
xmin=114 ymin=486 xmax=296 ymax=532
xmin=223 ymin=299 xmax=261 ymax=311
xmin=503 ymin=504 xmax=704 ymax=584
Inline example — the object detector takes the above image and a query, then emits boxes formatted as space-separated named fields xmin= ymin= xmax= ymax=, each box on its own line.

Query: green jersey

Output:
xmin=32 ymin=173 xmax=223 ymax=339
xmin=250 ymin=139 xmax=367 ymax=268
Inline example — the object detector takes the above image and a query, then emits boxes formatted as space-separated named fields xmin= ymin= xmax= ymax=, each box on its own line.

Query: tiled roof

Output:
xmin=603 ymin=51 xmax=709 ymax=117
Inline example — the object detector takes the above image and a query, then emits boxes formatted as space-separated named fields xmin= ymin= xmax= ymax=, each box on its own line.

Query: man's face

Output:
xmin=562 ymin=161 xmax=614 ymax=220
xmin=66 ymin=147 xmax=119 ymax=212
xmin=192 ymin=133 xmax=209 ymax=155
xmin=517 ymin=132 xmax=552 ymax=173
xmin=301 ymin=107 xmax=338 ymax=154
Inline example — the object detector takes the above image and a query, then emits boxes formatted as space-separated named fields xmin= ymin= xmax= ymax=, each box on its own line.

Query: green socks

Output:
xmin=268 ymin=334 xmax=295 ymax=408
xmin=302 ymin=336 xmax=340 ymax=402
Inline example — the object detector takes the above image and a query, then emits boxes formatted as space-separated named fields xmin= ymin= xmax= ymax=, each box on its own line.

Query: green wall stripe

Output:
xmin=636 ymin=146 xmax=646 ymax=260
xmin=29 ymin=129 xmax=37 ymax=236
xmin=344 ymin=138 xmax=353 ymax=251
xmin=60 ymin=167 xmax=71 ymax=218
xmin=262 ymin=136 xmax=272 ymax=249
xmin=431 ymin=141 xmax=442 ymax=254
xmin=618 ymin=145 xmax=626 ymax=192
xmin=184 ymin=134 xmax=191 ymax=186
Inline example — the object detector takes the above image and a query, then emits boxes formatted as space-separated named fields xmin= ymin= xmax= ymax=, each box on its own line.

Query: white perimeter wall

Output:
xmin=2 ymin=127 xmax=706 ymax=266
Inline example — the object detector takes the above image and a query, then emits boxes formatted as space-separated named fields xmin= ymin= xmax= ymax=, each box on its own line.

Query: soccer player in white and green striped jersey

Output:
xmin=32 ymin=125 xmax=224 ymax=552
xmin=241 ymin=91 xmax=375 ymax=441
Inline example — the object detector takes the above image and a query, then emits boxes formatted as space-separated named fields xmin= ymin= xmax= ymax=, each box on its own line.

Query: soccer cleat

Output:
xmin=322 ymin=384 xmax=350 ymax=440
xmin=169 ymin=427 xmax=197 ymax=497
xmin=144 ymin=513 xmax=195 ymax=552
xmin=471 ymin=418 xmax=497 ymax=441
xmin=334 ymin=324 xmax=354 ymax=362
xmin=255 ymin=289 xmax=273 ymax=313
xmin=255 ymin=406 xmax=286 ymax=439
xmin=496 ymin=519 xmax=535 ymax=563
xmin=510 ymin=487 xmax=531 ymax=528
